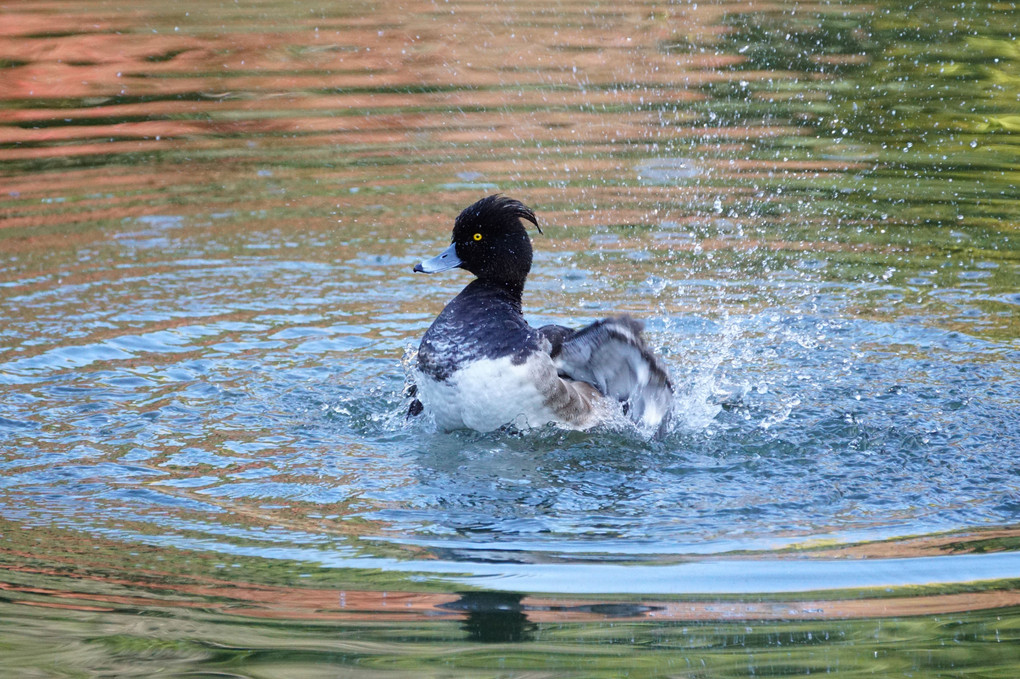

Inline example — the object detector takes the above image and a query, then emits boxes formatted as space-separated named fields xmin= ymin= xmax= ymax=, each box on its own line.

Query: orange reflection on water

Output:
xmin=4 ymin=519 xmax=1020 ymax=624
xmin=5 ymin=562 xmax=1020 ymax=624
xmin=0 ymin=0 xmax=826 ymax=162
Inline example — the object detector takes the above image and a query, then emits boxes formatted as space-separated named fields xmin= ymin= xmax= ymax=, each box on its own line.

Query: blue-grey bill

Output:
xmin=414 ymin=242 xmax=461 ymax=273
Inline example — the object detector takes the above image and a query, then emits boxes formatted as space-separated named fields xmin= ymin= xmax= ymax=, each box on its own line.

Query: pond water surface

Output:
xmin=2 ymin=0 xmax=1019 ymax=676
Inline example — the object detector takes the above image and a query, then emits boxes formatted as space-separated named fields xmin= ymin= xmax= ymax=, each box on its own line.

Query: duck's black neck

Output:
xmin=464 ymin=277 xmax=526 ymax=314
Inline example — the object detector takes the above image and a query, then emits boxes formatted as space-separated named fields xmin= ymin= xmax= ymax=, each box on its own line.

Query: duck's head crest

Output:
xmin=415 ymin=195 xmax=540 ymax=288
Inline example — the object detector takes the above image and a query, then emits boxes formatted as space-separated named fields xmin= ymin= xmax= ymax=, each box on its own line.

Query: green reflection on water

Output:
xmin=3 ymin=520 xmax=1020 ymax=676
xmin=2 ymin=593 xmax=1019 ymax=677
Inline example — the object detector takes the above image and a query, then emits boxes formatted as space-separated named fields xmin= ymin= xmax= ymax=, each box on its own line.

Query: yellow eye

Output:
xmin=473 ymin=233 xmax=482 ymax=241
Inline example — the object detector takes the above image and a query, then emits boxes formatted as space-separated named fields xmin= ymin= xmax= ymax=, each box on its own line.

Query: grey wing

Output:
xmin=548 ymin=316 xmax=674 ymax=433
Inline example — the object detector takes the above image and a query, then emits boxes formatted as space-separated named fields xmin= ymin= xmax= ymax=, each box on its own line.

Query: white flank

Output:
xmin=417 ymin=354 xmax=569 ymax=433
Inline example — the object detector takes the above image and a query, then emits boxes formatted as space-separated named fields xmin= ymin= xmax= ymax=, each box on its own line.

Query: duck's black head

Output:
xmin=414 ymin=195 xmax=539 ymax=290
